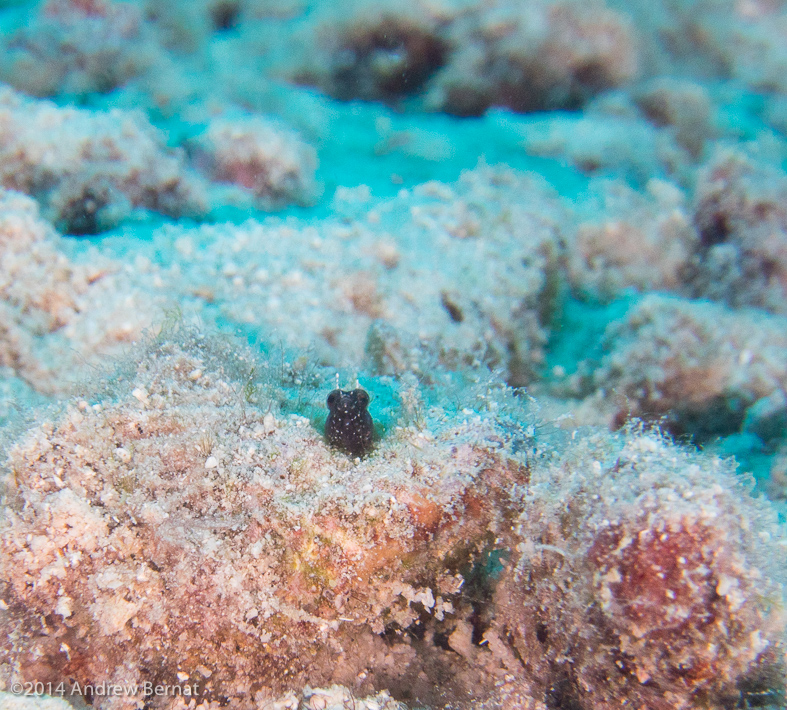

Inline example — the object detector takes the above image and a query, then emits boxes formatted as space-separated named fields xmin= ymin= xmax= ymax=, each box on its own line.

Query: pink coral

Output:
xmin=194 ymin=116 xmax=318 ymax=208
xmin=495 ymin=428 xmax=786 ymax=709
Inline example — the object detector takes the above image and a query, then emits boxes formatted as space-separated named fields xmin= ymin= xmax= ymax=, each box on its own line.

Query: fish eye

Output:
xmin=355 ymin=389 xmax=370 ymax=407
xmin=327 ymin=390 xmax=341 ymax=408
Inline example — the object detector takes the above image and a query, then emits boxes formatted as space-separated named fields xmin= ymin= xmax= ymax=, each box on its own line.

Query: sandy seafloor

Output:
xmin=2 ymin=0 xmax=787 ymax=708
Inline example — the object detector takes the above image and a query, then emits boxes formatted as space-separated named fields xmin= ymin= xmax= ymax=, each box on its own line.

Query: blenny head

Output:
xmin=325 ymin=388 xmax=374 ymax=457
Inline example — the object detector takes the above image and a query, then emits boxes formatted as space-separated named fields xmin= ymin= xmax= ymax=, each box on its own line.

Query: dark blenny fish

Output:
xmin=325 ymin=388 xmax=374 ymax=457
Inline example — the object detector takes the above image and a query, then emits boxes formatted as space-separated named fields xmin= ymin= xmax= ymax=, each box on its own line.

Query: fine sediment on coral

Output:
xmin=156 ymin=164 xmax=567 ymax=387
xmin=0 ymin=0 xmax=155 ymax=98
xmin=587 ymin=294 xmax=787 ymax=442
xmin=0 ymin=188 xmax=155 ymax=394
xmin=494 ymin=427 xmax=786 ymax=709
xmin=0 ymin=331 xmax=784 ymax=709
xmin=568 ymin=178 xmax=698 ymax=299
xmin=0 ymin=85 xmax=207 ymax=233
xmin=688 ymin=145 xmax=787 ymax=313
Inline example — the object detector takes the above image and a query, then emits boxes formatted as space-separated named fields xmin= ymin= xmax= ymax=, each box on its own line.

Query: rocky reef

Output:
xmin=0 ymin=0 xmax=786 ymax=707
